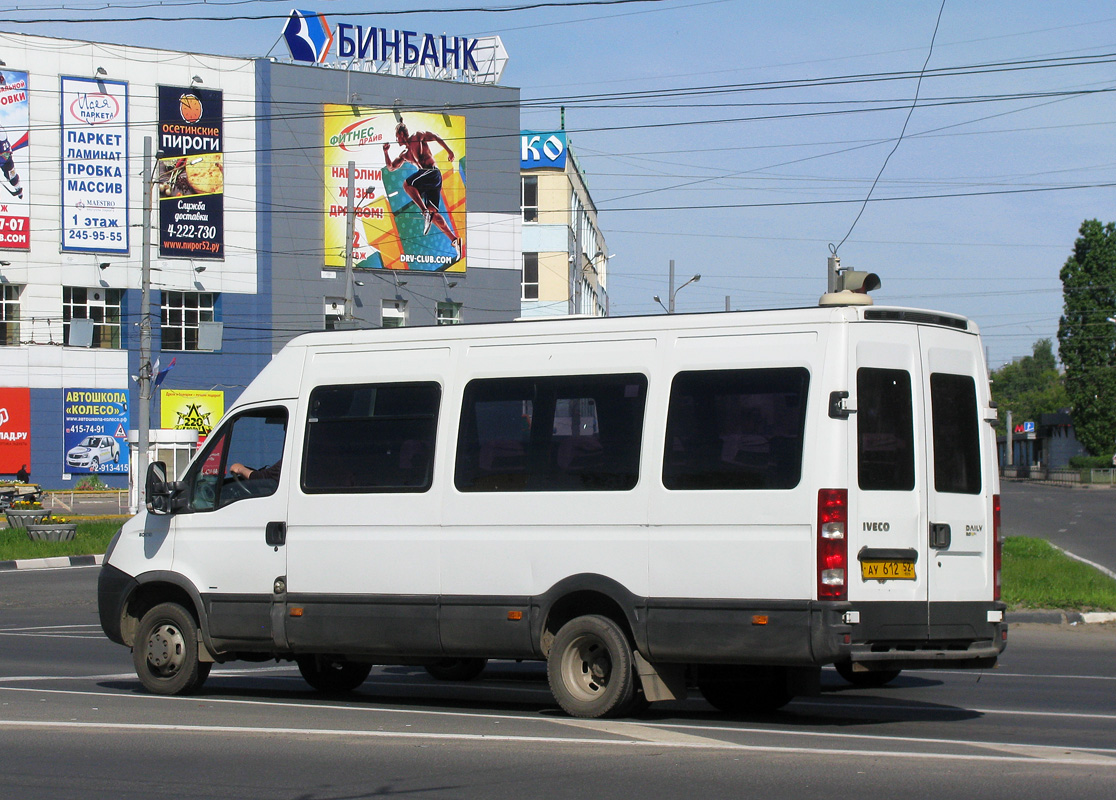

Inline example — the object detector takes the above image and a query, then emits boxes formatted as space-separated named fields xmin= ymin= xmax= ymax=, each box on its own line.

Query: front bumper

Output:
xmin=97 ymin=562 xmax=138 ymax=645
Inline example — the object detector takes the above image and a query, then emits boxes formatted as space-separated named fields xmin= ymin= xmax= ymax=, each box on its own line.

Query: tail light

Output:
xmin=993 ymin=493 xmax=1002 ymax=601
xmin=818 ymin=488 xmax=848 ymax=601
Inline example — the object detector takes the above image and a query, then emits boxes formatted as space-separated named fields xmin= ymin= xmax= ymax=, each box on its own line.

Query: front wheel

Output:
xmin=133 ymin=602 xmax=211 ymax=695
xmin=547 ymin=615 xmax=636 ymax=719
xmin=835 ymin=662 xmax=902 ymax=688
xmin=697 ymin=665 xmax=793 ymax=714
xmin=424 ymin=658 xmax=488 ymax=682
xmin=296 ymin=656 xmax=372 ymax=693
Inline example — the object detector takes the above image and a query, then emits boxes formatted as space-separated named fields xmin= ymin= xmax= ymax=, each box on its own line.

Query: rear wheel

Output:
xmin=547 ymin=614 xmax=636 ymax=719
xmin=697 ymin=665 xmax=793 ymax=714
xmin=835 ymin=662 xmax=902 ymax=688
xmin=133 ymin=602 xmax=211 ymax=696
xmin=296 ymin=656 xmax=372 ymax=693
xmin=424 ymin=658 xmax=488 ymax=682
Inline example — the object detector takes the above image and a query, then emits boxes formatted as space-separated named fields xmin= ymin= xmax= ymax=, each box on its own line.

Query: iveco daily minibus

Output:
xmin=99 ymin=302 xmax=1006 ymax=718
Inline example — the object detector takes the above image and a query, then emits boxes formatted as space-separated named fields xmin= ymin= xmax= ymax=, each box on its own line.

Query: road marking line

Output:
xmin=3 ymin=684 xmax=1115 ymax=758
xmin=0 ymin=624 xmax=101 ymax=632
xmin=0 ymin=719 xmax=1114 ymax=766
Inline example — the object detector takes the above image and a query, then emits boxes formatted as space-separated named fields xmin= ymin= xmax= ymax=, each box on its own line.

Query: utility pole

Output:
xmin=136 ymin=136 xmax=154 ymax=509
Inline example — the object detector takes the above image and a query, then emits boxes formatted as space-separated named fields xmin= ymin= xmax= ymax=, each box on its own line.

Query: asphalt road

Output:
xmin=1000 ymin=479 xmax=1116 ymax=575
xmin=1 ymin=567 xmax=1115 ymax=800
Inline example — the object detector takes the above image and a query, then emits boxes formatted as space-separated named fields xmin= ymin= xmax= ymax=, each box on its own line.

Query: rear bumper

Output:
xmin=837 ymin=600 xmax=1007 ymax=671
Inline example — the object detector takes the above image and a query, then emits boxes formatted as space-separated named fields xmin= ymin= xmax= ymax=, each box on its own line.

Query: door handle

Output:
xmin=929 ymin=522 xmax=951 ymax=550
xmin=265 ymin=521 xmax=286 ymax=547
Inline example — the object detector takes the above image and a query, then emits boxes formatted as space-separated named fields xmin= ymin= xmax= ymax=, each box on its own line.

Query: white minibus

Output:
xmin=99 ymin=303 xmax=1006 ymax=718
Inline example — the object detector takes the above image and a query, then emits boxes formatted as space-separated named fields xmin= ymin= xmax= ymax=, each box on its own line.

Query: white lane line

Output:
xmin=0 ymin=624 xmax=101 ymax=631
xmin=794 ymin=699 xmax=1116 ymax=722
xmin=3 ymin=684 xmax=1115 ymax=757
xmin=0 ymin=633 xmax=104 ymax=640
xmin=911 ymin=669 xmax=1116 ymax=682
xmin=0 ymin=719 xmax=1114 ymax=766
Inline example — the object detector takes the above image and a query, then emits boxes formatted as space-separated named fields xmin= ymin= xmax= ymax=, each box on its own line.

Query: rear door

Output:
xmin=848 ymin=325 xmax=928 ymax=607
xmin=919 ymin=327 xmax=995 ymax=608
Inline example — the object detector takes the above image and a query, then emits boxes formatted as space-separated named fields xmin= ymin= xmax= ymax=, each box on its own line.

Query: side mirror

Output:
xmin=146 ymin=461 xmax=171 ymax=515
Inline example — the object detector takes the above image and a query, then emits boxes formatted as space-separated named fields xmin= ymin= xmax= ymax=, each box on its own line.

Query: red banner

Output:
xmin=0 ymin=387 xmax=31 ymax=474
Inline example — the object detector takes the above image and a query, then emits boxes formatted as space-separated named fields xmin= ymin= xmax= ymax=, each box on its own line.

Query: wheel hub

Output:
xmin=145 ymin=624 xmax=184 ymax=675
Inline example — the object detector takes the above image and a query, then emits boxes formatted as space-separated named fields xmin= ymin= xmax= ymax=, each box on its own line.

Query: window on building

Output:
xmin=161 ymin=291 xmax=215 ymax=351
xmin=455 ymin=373 xmax=647 ymax=492
xmin=63 ymin=286 xmax=123 ymax=348
xmin=522 ymin=253 xmax=539 ymax=300
xmin=857 ymin=368 xmax=915 ymax=491
xmin=522 ymin=175 xmax=538 ymax=223
xmin=303 ymin=382 xmax=441 ymax=493
xmin=663 ymin=368 xmax=809 ymax=490
xmin=1 ymin=284 xmax=20 ymax=346
xmin=436 ymin=301 xmax=462 ymax=325
xmin=931 ymin=373 xmax=981 ymax=494
xmin=382 ymin=299 xmax=406 ymax=328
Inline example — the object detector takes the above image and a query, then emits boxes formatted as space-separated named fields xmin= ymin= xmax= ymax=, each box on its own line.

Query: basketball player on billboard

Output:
xmin=382 ymin=119 xmax=463 ymax=262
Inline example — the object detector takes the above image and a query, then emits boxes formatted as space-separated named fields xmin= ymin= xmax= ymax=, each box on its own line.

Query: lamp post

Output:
xmin=653 ymin=259 xmax=700 ymax=313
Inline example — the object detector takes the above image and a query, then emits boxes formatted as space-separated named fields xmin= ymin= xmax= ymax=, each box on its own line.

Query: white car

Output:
xmin=66 ymin=435 xmax=120 ymax=470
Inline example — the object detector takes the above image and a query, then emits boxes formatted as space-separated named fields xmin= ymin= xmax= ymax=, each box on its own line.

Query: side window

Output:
xmin=302 ymin=382 xmax=441 ymax=493
xmin=186 ymin=407 xmax=288 ymax=511
xmin=930 ymin=373 xmax=981 ymax=494
xmin=455 ymin=373 xmax=646 ymax=492
xmin=857 ymin=368 xmax=915 ymax=491
xmin=663 ymin=368 xmax=809 ymax=490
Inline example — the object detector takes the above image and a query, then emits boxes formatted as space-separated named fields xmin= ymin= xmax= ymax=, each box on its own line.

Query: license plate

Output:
xmin=860 ymin=560 xmax=916 ymax=580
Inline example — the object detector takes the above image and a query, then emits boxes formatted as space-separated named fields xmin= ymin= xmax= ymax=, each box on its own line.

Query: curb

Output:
xmin=1005 ymin=609 xmax=1116 ymax=625
xmin=0 ymin=554 xmax=103 ymax=571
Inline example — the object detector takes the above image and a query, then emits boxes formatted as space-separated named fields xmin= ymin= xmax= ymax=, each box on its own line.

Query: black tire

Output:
xmin=133 ymin=602 xmax=211 ymax=695
xmin=835 ymin=662 xmax=902 ymax=688
xmin=296 ymin=656 xmax=372 ymax=693
xmin=547 ymin=614 xmax=636 ymax=719
xmin=697 ymin=665 xmax=793 ymax=714
xmin=424 ymin=658 xmax=488 ymax=682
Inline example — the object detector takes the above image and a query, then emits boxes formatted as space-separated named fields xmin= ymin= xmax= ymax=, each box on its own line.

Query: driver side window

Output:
xmin=187 ymin=407 xmax=288 ymax=511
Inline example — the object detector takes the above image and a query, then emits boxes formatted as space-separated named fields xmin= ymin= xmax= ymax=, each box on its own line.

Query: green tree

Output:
xmin=1057 ymin=219 xmax=1116 ymax=456
xmin=989 ymin=339 xmax=1067 ymax=437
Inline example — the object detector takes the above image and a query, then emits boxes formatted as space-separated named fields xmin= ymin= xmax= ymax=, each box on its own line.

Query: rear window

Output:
xmin=930 ymin=373 xmax=981 ymax=494
xmin=857 ymin=368 xmax=915 ymax=491
xmin=663 ymin=367 xmax=809 ymax=490
xmin=302 ymin=382 xmax=441 ymax=493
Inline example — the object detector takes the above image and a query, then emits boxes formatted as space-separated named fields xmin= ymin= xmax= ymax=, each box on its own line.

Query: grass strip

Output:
xmin=1002 ymin=536 xmax=1116 ymax=611
xmin=0 ymin=519 xmax=124 ymax=562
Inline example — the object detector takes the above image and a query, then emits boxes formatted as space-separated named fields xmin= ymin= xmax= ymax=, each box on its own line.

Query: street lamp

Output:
xmin=653 ymin=259 xmax=700 ymax=313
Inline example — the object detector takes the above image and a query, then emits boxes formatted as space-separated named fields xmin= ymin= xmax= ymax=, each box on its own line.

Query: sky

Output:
xmin=2 ymin=0 xmax=1114 ymax=367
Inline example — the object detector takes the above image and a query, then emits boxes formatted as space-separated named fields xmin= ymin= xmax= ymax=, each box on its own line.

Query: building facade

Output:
xmin=0 ymin=29 xmax=522 ymax=492
xmin=519 ymin=130 xmax=609 ymax=318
